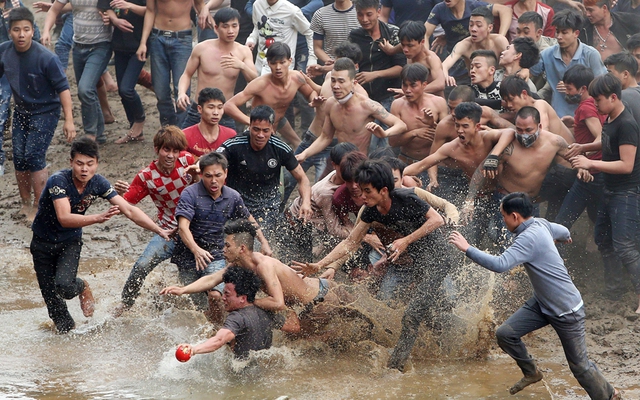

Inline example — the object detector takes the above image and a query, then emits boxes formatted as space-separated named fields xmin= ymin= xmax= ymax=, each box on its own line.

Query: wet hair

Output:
xmin=355 ymin=159 xmax=395 ymax=193
xmin=588 ymin=73 xmax=622 ymax=99
xmin=70 ymin=137 xmax=100 ymax=161
xmin=334 ymin=42 xmax=363 ymax=64
xmin=398 ymin=20 xmax=426 ymax=42
xmin=454 ymin=102 xmax=482 ymax=123
xmin=583 ymin=0 xmax=609 ymax=8
xmin=153 ymin=125 xmax=188 ymax=151
xmin=501 ymin=192 xmax=534 ymax=218
xmin=8 ymin=7 xmax=34 ymax=28
xmin=471 ymin=6 xmax=494 ymax=25
xmin=368 ymin=146 xmax=396 ymax=160
xmin=222 ymin=266 xmax=262 ymax=303
xmin=249 ymin=105 xmax=276 ymax=125
xmin=562 ymin=64 xmax=595 ymax=90
xmin=470 ymin=49 xmax=498 ymax=68
xmin=382 ymin=156 xmax=407 ymax=175
xmin=333 ymin=57 xmax=357 ymax=80
xmin=199 ymin=151 xmax=228 ymax=171
xmin=214 ymin=7 xmax=241 ymax=25
xmin=330 ymin=142 xmax=358 ymax=166
xmin=401 ymin=63 xmax=429 ymax=84
xmin=354 ymin=0 xmax=380 ymax=12
xmin=552 ymin=9 xmax=585 ymax=31
xmin=224 ymin=219 xmax=257 ymax=251
xmin=518 ymin=11 xmax=543 ymax=31
xmin=515 ymin=106 xmax=541 ymax=125
xmin=339 ymin=151 xmax=368 ymax=182
xmin=511 ymin=37 xmax=540 ymax=69
xmin=198 ymin=87 xmax=226 ymax=106
xmin=448 ymin=85 xmax=476 ymax=102
xmin=627 ymin=33 xmax=640 ymax=51
xmin=499 ymin=75 xmax=532 ymax=99
xmin=604 ymin=52 xmax=639 ymax=77
xmin=266 ymin=42 xmax=291 ymax=63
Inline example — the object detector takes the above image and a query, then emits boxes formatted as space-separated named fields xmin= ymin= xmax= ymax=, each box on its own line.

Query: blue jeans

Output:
xmin=72 ymin=41 xmax=112 ymax=141
xmin=180 ymin=102 xmax=237 ymax=131
xmin=197 ymin=25 xmax=217 ymax=42
xmin=114 ymin=51 xmax=146 ymax=126
xmin=148 ymin=31 xmax=192 ymax=126
xmin=177 ymin=258 xmax=226 ymax=310
xmin=55 ymin=13 xmax=74 ymax=72
xmin=12 ymin=111 xmax=59 ymax=172
xmin=555 ymin=173 xmax=604 ymax=229
xmin=0 ymin=75 xmax=10 ymax=169
xmin=594 ymin=188 xmax=640 ymax=295
xmin=496 ymin=298 xmax=614 ymax=399
xmin=121 ymin=234 xmax=175 ymax=307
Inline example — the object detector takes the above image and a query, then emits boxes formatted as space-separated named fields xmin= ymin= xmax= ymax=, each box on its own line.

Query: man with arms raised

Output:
xmin=177 ymin=8 xmax=257 ymax=130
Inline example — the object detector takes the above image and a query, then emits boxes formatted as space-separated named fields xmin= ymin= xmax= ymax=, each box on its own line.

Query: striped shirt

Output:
xmin=310 ymin=4 xmax=360 ymax=58
xmin=58 ymin=0 xmax=112 ymax=44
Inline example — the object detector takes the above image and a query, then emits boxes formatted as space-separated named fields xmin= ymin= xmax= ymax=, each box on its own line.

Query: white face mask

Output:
xmin=336 ymin=91 xmax=354 ymax=105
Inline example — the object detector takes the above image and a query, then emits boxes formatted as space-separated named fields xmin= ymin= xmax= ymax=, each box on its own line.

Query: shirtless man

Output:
xmin=136 ymin=0 xmax=202 ymax=126
xmin=224 ymin=43 xmax=316 ymax=148
xmin=177 ymin=8 xmax=258 ymax=130
xmin=296 ymin=58 xmax=407 ymax=160
xmin=390 ymin=64 xmax=448 ymax=167
xmin=161 ymin=219 xmax=349 ymax=335
xmin=441 ymin=6 xmax=509 ymax=86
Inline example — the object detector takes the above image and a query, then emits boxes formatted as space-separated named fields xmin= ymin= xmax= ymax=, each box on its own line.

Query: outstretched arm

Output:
xmin=181 ymin=328 xmax=236 ymax=357
xmin=160 ymin=268 xmax=226 ymax=295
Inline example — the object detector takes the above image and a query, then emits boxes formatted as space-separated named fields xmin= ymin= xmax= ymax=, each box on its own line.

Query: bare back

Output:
xmin=252 ymin=253 xmax=319 ymax=306
xmin=153 ymin=0 xmax=193 ymax=31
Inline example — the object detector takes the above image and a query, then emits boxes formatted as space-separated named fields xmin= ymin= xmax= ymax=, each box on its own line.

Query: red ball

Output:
xmin=175 ymin=345 xmax=191 ymax=362
xmin=265 ymin=37 xmax=275 ymax=48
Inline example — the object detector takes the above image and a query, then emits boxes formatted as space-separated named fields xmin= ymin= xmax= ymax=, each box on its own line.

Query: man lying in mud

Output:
xmin=161 ymin=219 xmax=354 ymax=336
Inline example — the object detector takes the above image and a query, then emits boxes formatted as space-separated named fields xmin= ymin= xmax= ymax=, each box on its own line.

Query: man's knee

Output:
xmin=496 ymin=323 xmax=519 ymax=345
xmin=55 ymin=282 xmax=78 ymax=300
xmin=76 ymin=84 xmax=95 ymax=102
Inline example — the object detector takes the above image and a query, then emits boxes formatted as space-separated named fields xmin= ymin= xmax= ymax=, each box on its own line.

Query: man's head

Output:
xmin=469 ymin=6 xmax=494 ymax=43
xmin=381 ymin=156 xmax=407 ymax=188
xmin=221 ymin=266 xmax=262 ymax=310
xmin=517 ymin=11 xmax=544 ymax=41
xmin=399 ymin=21 xmax=426 ymax=60
xmin=199 ymin=152 xmax=228 ymax=198
xmin=470 ymin=50 xmax=497 ymax=86
xmin=453 ymin=102 xmax=482 ymax=144
xmin=401 ymin=63 xmax=429 ymax=102
xmin=334 ymin=42 xmax=363 ymax=65
xmin=248 ymin=105 xmax=276 ymax=150
xmin=197 ymin=88 xmax=226 ymax=127
xmin=330 ymin=142 xmax=358 ymax=179
xmin=332 ymin=58 xmax=357 ymax=101
xmin=500 ymin=37 xmax=539 ymax=69
xmin=340 ymin=151 xmax=368 ymax=199
xmin=266 ymin=43 xmax=292 ymax=78
xmin=355 ymin=0 xmax=380 ymax=32
xmin=70 ymin=137 xmax=100 ymax=185
xmin=562 ymin=64 xmax=595 ymax=104
xmin=627 ymin=33 xmax=640 ymax=78
xmin=214 ymin=8 xmax=241 ymax=43
xmin=153 ymin=125 xmax=188 ymax=171
xmin=604 ymin=52 xmax=638 ymax=89
xmin=447 ymin=85 xmax=476 ymax=113
xmin=500 ymin=75 xmax=534 ymax=112
xmin=223 ymin=219 xmax=257 ymax=262
xmin=8 ymin=7 xmax=35 ymax=52
xmin=584 ymin=0 xmax=610 ymax=26
xmin=355 ymin=159 xmax=395 ymax=207
xmin=514 ymin=106 xmax=542 ymax=148
xmin=443 ymin=0 xmax=463 ymax=9
xmin=588 ymin=73 xmax=623 ymax=115
xmin=500 ymin=192 xmax=534 ymax=232
xmin=552 ymin=10 xmax=584 ymax=49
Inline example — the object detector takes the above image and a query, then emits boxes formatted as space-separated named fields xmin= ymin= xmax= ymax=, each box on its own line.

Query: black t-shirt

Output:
xmin=601 ymin=107 xmax=640 ymax=191
xmin=223 ymin=305 xmax=275 ymax=358
xmin=97 ymin=0 xmax=146 ymax=53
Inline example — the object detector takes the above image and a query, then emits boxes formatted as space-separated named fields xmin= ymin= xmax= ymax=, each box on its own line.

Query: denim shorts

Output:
xmin=203 ymin=258 xmax=226 ymax=293
xmin=12 ymin=111 xmax=59 ymax=172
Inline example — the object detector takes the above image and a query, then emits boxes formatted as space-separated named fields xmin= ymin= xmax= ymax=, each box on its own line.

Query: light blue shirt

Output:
xmin=530 ymin=40 xmax=607 ymax=118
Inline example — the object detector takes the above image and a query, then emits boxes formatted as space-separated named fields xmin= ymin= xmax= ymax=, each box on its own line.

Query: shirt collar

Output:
xmin=552 ymin=40 xmax=585 ymax=62
xmin=513 ymin=217 xmax=534 ymax=235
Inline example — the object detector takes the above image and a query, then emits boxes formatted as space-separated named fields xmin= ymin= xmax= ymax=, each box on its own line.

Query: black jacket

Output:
xmin=580 ymin=11 xmax=640 ymax=50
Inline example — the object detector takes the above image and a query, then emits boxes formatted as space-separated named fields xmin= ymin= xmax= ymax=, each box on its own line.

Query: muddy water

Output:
xmin=0 ymin=245 xmax=617 ymax=399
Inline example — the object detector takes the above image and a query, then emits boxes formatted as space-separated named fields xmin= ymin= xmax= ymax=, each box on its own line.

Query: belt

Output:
xmin=152 ymin=28 xmax=192 ymax=38
xmin=398 ymin=153 xmax=420 ymax=165
xmin=73 ymin=41 xmax=109 ymax=49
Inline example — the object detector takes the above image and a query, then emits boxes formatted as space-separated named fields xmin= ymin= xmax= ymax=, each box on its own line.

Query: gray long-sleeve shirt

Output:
xmin=466 ymin=218 xmax=583 ymax=317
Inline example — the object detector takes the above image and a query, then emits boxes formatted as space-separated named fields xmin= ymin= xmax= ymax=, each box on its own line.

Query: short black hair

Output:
xmin=501 ymin=192 xmax=534 ymax=218
xmin=368 ymin=146 xmax=396 ymax=160
xmin=562 ymin=64 xmax=595 ymax=90
xmin=511 ymin=37 xmax=540 ymax=69
xmin=198 ymin=87 xmax=226 ymax=106
xmin=518 ymin=11 xmax=543 ymax=30
xmin=500 ymin=75 xmax=532 ymax=99
xmin=355 ymin=159 xmax=395 ymax=193
xmin=627 ymin=33 xmax=640 ymax=51
xmin=224 ymin=219 xmax=257 ymax=251
xmin=334 ymin=42 xmax=363 ymax=64
xmin=588 ymin=73 xmax=622 ymax=99
xmin=214 ymin=7 xmax=240 ymax=25
xmin=515 ymin=106 xmax=541 ymax=125
xmin=454 ymin=102 xmax=483 ymax=123
xmin=340 ymin=151 xmax=368 ymax=182
xmin=200 ymin=151 xmax=228 ymax=171
xmin=398 ymin=20 xmax=426 ymax=42
xmin=249 ymin=105 xmax=276 ymax=124
xmin=8 ymin=7 xmax=34 ymax=28
xmin=381 ymin=156 xmax=407 ymax=175
xmin=470 ymin=49 xmax=498 ymax=67
xmin=401 ymin=63 xmax=429 ymax=84
xmin=448 ymin=85 xmax=476 ymax=102
xmin=333 ymin=57 xmax=357 ymax=80
xmin=552 ymin=9 xmax=585 ymax=31
xmin=330 ymin=142 xmax=358 ymax=165
xmin=471 ymin=6 xmax=493 ymax=25
xmin=266 ymin=42 xmax=291 ymax=63
xmin=354 ymin=0 xmax=380 ymax=11
xmin=70 ymin=137 xmax=100 ymax=161
xmin=604 ymin=52 xmax=639 ymax=77
xmin=222 ymin=266 xmax=262 ymax=303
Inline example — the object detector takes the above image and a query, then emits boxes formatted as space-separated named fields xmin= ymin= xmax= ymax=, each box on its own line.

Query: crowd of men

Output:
xmin=1 ymin=0 xmax=639 ymax=396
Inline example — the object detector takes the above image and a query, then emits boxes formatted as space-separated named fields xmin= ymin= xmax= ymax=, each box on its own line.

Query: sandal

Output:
xmin=115 ymin=132 xmax=144 ymax=144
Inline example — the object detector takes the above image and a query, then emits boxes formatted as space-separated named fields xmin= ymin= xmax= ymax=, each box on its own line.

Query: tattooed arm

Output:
xmin=369 ymin=100 xmax=407 ymax=138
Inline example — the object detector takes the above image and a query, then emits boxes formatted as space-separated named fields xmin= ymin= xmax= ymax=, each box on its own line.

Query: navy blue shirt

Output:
xmin=0 ymin=40 xmax=69 ymax=115
xmin=381 ymin=0 xmax=440 ymax=26
xmin=32 ymin=170 xmax=117 ymax=243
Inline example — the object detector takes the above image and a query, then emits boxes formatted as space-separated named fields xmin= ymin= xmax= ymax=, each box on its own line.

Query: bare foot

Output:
xmin=635 ymin=295 xmax=640 ymax=314
xmin=509 ymin=370 xmax=544 ymax=395
xmin=24 ymin=206 xmax=36 ymax=223
xmin=111 ymin=302 xmax=130 ymax=318
xmin=612 ymin=388 xmax=622 ymax=400
xmin=19 ymin=203 xmax=31 ymax=217
xmin=103 ymin=112 xmax=116 ymax=124
xmin=79 ymin=280 xmax=95 ymax=317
